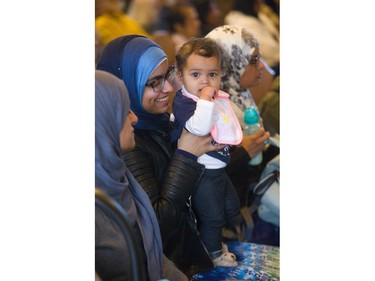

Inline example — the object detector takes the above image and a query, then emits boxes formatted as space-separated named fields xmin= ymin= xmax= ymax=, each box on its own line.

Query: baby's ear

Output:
xmin=178 ymin=72 xmax=184 ymax=83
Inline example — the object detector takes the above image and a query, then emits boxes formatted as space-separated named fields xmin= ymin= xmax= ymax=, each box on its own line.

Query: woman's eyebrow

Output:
xmin=147 ymin=74 xmax=163 ymax=82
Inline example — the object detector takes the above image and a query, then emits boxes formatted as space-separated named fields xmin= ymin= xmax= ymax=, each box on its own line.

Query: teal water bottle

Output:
xmin=244 ymin=106 xmax=263 ymax=166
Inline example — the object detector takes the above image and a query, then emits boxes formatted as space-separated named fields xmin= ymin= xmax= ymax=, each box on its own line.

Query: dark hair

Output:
xmin=175 ymin=37 xmax=228 ymax=74
xmin=191 ymin=0 xmax=211 ymax=25
xmin=167 ymin=4 xmax=195 ymax=32
xmin=191 ymin=0 xmax=220 ymax=36
xmin=233 ymin=0 xmax=259 ymax=17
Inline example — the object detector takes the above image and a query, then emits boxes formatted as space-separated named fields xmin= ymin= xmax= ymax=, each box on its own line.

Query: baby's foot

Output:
xmin=213 ymin=252 xmax=238 ymax=267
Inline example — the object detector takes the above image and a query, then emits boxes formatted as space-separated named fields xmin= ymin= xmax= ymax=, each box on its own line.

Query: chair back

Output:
xmin=95 ymin=187 xmax=146 ymax=281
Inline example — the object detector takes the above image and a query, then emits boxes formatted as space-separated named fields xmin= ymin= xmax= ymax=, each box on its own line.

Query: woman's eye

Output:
xmin=152 ymin=78 xmax=162 ymax=87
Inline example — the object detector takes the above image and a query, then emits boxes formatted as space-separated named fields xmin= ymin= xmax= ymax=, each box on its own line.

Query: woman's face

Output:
xmin=180 ymin=6 xmax=201 ymax=38
xmin=142 ymin=60 xmax=174 ymax=114
xmin=239 ymin=49 xmax=265 ymax=88
xmin=119 ymin=109 xmax=138 ymax=152
xmin=206 ymin=2 xmax=222 ymax=28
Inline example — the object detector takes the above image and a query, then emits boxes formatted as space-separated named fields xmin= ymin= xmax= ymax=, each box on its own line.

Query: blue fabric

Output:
xmin=171 ymin=90 xmax=197 ymax=143
xmin=191 ymin=241 xmax=279 ymax=281
xmin=95 ymin=70 xmax=163 ymax=280
xmin=97 ymin=35 xmax=170 ymax=131
xmin=136 ymin=46 xmax=164 ymax=105
xmin=96 ymin=35 xmax=140 ymax=79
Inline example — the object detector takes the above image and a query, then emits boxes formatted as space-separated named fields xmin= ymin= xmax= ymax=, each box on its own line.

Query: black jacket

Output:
xmin=122 ymin=128 xmax=214 ymax=277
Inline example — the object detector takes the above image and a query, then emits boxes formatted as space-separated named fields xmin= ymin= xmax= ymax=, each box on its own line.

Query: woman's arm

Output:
xmin=123 ymin=133 xmax=205 ymax=241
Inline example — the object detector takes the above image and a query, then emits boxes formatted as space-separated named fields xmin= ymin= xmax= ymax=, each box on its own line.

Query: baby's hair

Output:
xmin=175 ymin=37 xmax=228 ymax=74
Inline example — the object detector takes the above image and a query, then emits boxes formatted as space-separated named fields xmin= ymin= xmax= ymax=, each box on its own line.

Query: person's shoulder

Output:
xmin=173 ymin=93 xmax=196 ymax=114
xmin=95 ymin=14 xmax=111 ymax=25
xmin=225 ymin=11 xmax=259 ymax=26
xmin=173 ymin=90 xmax=192 ymax=103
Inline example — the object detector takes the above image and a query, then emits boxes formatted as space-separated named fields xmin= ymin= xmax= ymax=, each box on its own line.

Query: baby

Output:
xmin=171 ymin=37 xmax=243 ymax=267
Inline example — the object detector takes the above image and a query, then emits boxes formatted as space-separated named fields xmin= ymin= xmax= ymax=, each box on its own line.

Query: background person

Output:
xmin=95 ymin=70 xmax=163 ymax=281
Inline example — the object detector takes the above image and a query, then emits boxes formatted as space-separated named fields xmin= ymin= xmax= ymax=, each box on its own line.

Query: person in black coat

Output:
xmin=97 ymin=35 xmax=219 ymax=277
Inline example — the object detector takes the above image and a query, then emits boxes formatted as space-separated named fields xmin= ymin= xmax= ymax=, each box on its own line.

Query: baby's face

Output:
xmin=180 ymin=53 xmax=222 ymax=97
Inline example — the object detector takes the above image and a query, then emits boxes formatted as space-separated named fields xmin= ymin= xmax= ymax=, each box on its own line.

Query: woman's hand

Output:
xmin=178 ymin=128 xmax=225 ymax=157
xmin=241 ymin=128 xmax=270 ymax=159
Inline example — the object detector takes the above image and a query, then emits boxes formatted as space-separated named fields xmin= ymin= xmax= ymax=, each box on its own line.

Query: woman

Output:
xmin=95 ymin=70 xmax=164 ymax=280
xmin=206 ymin=25 xmax=271 ymax=177
xmin=206 ymin=25 xmax=280 ymax=245
xmin=206 ymin=25 xmax=265 ymax=123
xmin=191 ymin=0 xmax=223 ymax=36
xmin=96 ymin=35 xmax=217 ymax=276
xmin=168 ymin=3 xmax=202 ymax=52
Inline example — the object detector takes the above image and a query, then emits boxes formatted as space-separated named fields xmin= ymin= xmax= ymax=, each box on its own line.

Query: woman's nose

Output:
xmin=163 ymin=79 xmax=175 ymax=92
xmin=130 ymin=111 xmax=138 ymax=125
xmin=257 ymin=57 xmax=266 ymax=70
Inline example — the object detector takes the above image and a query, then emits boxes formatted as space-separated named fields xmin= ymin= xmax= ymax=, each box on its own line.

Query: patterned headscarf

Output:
xmin=97 ymin=35 xmax=170 ymax=131
xmin=95 ymin=70 xmax=163 ymax=280
xmin=206 ymin=25 xmax=259 ymax=113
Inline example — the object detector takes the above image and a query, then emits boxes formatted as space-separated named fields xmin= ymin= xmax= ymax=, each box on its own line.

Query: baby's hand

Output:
xmin=200 ymin=86 xmax=218 ymax=101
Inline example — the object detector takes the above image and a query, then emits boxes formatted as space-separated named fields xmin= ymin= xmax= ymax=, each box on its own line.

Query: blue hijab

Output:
xmin=95 ymin=70 xmax=163 ymax=280
xmin=97 ymin=35 xmax=170 ymax=131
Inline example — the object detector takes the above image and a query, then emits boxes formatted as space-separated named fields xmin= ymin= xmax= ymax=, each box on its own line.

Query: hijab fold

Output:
xmin=206 ymin=25 xmax=258 ymax=112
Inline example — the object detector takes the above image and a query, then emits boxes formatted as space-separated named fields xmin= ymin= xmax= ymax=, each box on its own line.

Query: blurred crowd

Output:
xmin=95 ymin=0 xmax=279 ymax=135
